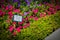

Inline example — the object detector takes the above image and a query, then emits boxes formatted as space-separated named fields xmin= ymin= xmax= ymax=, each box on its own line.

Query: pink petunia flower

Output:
xmin=9 ymin=25 xmax=14 ymax=32
xmin=8 ymin=11 xmax=13 ymax=16
xmin=0 ymin=10 xmax=2 ymax=12
xmin=23 ymin=23 xmax=30 ymax=28
xmin=16 ymin=27 xmax=21 ymax=33
xmin=1 ymin=5 xmax=5 ymax=9
xmin=9 ymin=16 xmax=13 ymax=19
xmin=29 ymin=16 xmax=33 ymax=18
xmin=33 ymin=17 xmax=38 ymax=21
xmin=3 ymin=12 xmax=6 ymax=15
xmin=32 ymin=8 xmax=38 ymax=14
xmin=19 ymin=26 xmax=23 ymax=29
xmin=6 ymin=5 xmax=14 ymax=11
xmin=0 ymin=10 xmax=6 ymax=16
xmin=45 ymin=10 xmax=51 ymax=15
xmin=25 ymin=17 xmax=28 ymax=21
xmin=22 ymin=18 xmax=25 ymax=22
xmin=51 ymin=10 xmax=56 ymax=14
xmin=12 ymin=22 xmax=16 ymax=25
xmin=48 ymin=7 xmax=56 ymax=14
xmin=55 ymin=5 xmax=60 ymax=10
xmin=8 ymin=11 xmax=13 ymax=19
xmin=48 ymin=11 xmax=51 ymax=15
xmin=40 ymin=13 xmax=43 ymax=17
xmin=8 ymin=5 xmax=14 ymax=10
xmin=26 ymin=23 xmax=30 ymax=27
xmin=49 ymin=7 xmax=54 ymax=11
xmin=18 ymin=22 xmax=23 ymax=25
xmin=43 ymin=12 xmax=46 ymax=17
xmin=14 ymin=9 xmax=20 ymax=13
xmin=23 ymin=25 xmax=27 ymax=28
xmin=5 ymin=6 xmax=9 ymax=10
xmin=46 ymin=3 xmax=54 ymax=7
xmin=13 ymin=32 xmax=16 ymax=36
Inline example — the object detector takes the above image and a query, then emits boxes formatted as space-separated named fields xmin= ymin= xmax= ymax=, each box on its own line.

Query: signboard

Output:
xmin=13 ymin=15 xmax=22 ymax=22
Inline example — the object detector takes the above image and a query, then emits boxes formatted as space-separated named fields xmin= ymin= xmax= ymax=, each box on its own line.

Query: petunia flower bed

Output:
xmin=0 ymin=0 xmax=60 ymax=40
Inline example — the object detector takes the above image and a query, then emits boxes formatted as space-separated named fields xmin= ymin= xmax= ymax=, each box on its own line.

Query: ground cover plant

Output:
xmin=0 ymin=0 xmax=60 ymax=40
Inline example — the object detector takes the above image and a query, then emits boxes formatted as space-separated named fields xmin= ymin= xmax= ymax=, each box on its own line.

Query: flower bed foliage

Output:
xmin=0 ymin=11 xmax=60 ymax=40
xmin=0 ymin=0 xmax=60 ymax=40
